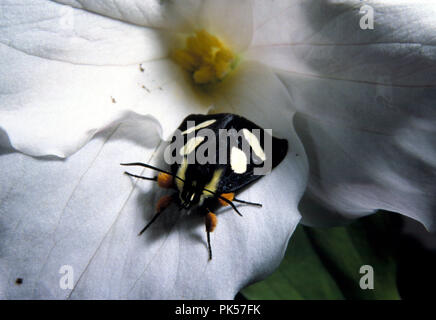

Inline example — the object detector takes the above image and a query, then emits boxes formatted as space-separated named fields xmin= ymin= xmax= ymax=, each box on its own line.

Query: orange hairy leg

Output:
xmin=157 ymin=172 xmax=173 ymax=188
xmin=219 ymin=192 xmax=262 ymax=209
xmin=218 ymin=193 xmax=235 ymax=207
xmin=205 ymin=212 xmax=218 ymax=260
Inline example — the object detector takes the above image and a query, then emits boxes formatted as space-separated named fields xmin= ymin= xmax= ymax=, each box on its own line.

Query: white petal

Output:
xmin=199 ymin=0 xmax=254 ymax=53
xmin=281 ymin=73 xmax=436 ymax=230
xmin=0 ymin=1 xmax=209 ymax=157
xmin=2 ymin=0 xmax=170 ymax=65
xmin=55 ymin=0 xmax=204 ymax=31
xmin=0 ymin=116 xmax=301 ymax=299
xmin=248 ymin=0 xmax=436 ymax=86
xmin=54 ymin=0 xmax=254 ymax=51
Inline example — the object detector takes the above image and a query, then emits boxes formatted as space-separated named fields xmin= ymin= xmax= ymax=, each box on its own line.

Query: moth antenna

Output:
xmin=233 ymin=198 xmax=262 ymax=207
xmin=120 ymin=162 xmax=185 ymax=183
xmin=124 ymin=171 xmax=157 ymax=181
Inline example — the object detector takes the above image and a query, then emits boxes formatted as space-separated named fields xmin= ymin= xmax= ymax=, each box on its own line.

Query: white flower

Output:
xmin=0 ymin=0 xmax=435 ymax=299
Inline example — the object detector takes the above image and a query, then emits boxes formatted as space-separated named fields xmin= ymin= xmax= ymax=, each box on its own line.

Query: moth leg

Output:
xmin=219 ymin=192 xmax=262 ymax=208
xmin=205 ymin=211 xmax=218 ymax=260
xmin=233 ymin=198 xmax=262 ymax=207
xmin=138 ymin=194 xmax=173 ymax=235
xmin=218 ymin=193 xmax=235 ymax=207
xmin=124 ymin=171 xmax=173 ymax=189
xmin=156 ymin=172 xmax=174 ymax=188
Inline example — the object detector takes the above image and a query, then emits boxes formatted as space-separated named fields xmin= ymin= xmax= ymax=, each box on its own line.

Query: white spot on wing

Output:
xmin=203 ymin=169 xmax=223 ymax=196
xmin=176 ymin=158 xmax=188 ymax=192
xmin=182 ymin=119 xmax=216 ymax=135
xmin=231 ymin=147 xmax=247 ymax=174
xmin=179 ymin=136 xmax=205 ymax=156
xmin=243 ymin=129 xmax=266 ymax=161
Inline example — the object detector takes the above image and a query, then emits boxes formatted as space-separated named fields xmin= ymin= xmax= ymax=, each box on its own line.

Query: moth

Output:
xmin=121 ymin=113 xmax=288 ymax=260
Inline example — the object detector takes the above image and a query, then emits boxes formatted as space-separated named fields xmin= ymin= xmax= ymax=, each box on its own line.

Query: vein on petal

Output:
xmin=295 ymin=112 xmax=394 ymax=138
xmin=252 ymin=42 xmax=436 ymax=48
xmin=277 ymin=70 xmax=436 ymax=89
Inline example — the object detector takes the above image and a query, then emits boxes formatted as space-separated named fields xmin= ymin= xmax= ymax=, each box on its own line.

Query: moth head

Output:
xmin=179 ymin=180 xmax=204 ymax=210
xmin=120 ymin=162 xmax=242 ymax=214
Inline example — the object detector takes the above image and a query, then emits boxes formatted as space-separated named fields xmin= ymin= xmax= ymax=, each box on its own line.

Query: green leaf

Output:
xmin=242 ymin=225 xmax=344 ymax=299
xmin=242 ymin=213 xmax=400 ymax=300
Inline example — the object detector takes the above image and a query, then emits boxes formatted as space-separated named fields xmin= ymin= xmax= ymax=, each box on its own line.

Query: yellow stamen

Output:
xmin=193 ymin=65 xmax=215 ymax=84
xmin=172 ymin=30 xmax=237 ymax=85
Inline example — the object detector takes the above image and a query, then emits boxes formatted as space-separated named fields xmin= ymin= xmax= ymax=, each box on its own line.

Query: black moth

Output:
xmin=121 ymin=113 xmax=288 ymax=260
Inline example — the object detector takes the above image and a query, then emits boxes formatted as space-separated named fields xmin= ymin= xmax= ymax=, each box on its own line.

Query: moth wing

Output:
xmin=213 ymin=114 xmax=288 ymax=193
xmin=169 ymin=113 xmax=288 ymax=194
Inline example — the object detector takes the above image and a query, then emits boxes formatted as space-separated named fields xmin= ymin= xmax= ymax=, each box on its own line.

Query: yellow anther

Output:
xmin=197 ymin=30 xmax=221 ymax=49
xmin=194 ymin=65 xmax=215 ymax=84
xmin=172 ymin=49 xmax=199 ymax=72
xmin=172 ymin=30 xmax=237 ymax=85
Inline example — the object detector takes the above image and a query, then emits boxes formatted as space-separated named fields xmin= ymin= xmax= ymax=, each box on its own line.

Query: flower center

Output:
xmin=172 ymin=30 xmax=237 ymax=85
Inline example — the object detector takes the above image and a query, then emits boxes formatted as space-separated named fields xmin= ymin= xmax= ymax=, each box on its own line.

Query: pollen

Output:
xmin=172 ymin=30 xmax=237 ymax=85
